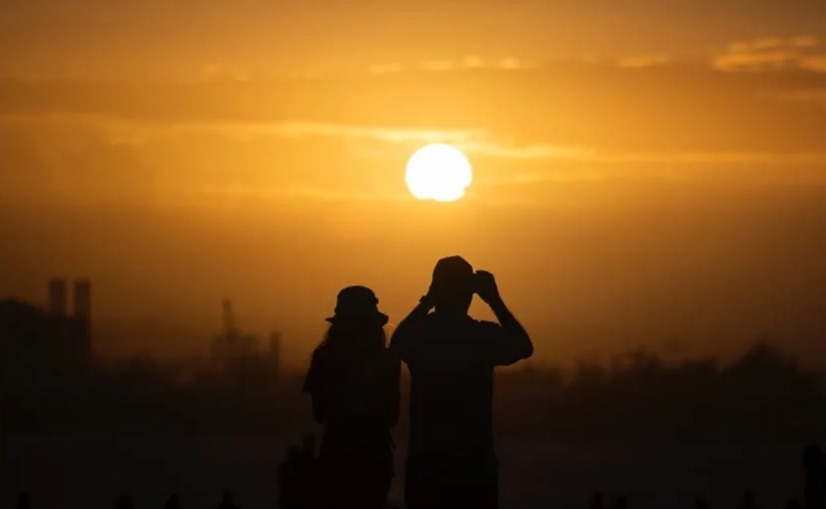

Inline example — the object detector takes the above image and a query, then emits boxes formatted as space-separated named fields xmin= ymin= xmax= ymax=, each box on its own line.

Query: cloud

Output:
xmin=6 ymin=112 xmax=826 ymax=170
xmin=496 ymin=57 xmax=525 ymax=70
xmin=367 ymin=55 xmax=531 ymax=75
xmin=201 ymin=63 xmax=251 ymax=83
xmin=616 ymin=54 xmax=672 ymax=69
xmin=714 ymin=35 xmax=826 ymax=72
xmin=229 ymin=120 xmax=479 ymax=144
xmin=367 ymin=62 xmax=406 ymax=75
xmin=769 ymin=89 xmax=826 ymax=107
xmin=419 ymin=60 xmax=457 ymax=72
xmin=462 ymin=56 xmax=485 ymax=68
xmin=112 ymin=118 xmax=589 ymax=160
xmin=367 ymin=53 xmax=676 ymax=76
xmin=3 ymin=60 xmax=826 ymax=158
xmin=801 ymin=56 xmax=826 ymax=73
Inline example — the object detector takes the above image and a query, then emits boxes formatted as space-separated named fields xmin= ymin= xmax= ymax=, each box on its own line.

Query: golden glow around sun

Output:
xmin=405 ymin=143 xmax=473 ymax=202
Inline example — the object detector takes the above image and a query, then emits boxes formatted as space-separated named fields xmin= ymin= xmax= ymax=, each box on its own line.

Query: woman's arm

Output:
xmin=302 ymin=355 xmax=326 ymax=424
xmin=310 ymin=392 xmax=326 ymax=424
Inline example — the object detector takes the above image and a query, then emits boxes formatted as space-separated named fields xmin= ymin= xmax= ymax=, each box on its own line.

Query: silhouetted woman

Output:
xmin=302 ymin=286 xmax=400 ymax=509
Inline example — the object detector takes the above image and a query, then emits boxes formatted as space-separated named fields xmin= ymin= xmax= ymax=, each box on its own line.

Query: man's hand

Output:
xmin=475 ymin=270 xmax=502 ymax=306
xmin=475 ymin=270 xmax=534 ymax=363
xmin=419 ymin=287 xmax=436 ymax=311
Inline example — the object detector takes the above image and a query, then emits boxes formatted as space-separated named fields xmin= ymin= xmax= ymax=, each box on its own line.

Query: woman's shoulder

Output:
xmin=310 ymin=346 xmax=336 ymax=368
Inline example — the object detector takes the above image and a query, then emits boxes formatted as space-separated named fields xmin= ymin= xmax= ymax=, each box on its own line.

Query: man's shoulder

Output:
xmin=429 ymin=315 xmax=500 ymax=335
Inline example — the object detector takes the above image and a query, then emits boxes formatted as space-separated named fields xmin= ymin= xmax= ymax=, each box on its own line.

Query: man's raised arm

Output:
xmin=389 ymin=293 xmax=434 ymax=359
xmin=476 ymin=270 xmax=534 ymax=362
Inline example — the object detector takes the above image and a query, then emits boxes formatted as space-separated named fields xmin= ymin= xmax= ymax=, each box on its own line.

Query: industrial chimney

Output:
xmin=48 ymin=278 xmax=67 ymax=316
xmin=73 ymin=278 xmax=91 ymax=321
xmin=269 ymin=332 xmax=281 ymax=382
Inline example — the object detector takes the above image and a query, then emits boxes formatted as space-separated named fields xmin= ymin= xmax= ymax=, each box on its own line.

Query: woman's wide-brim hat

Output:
xmin=326 ymin=285 xmax=389 ymax=325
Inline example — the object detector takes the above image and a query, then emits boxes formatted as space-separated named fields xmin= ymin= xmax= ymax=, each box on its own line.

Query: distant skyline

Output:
xmin=1 ymin=0 xmax=825 ymax=366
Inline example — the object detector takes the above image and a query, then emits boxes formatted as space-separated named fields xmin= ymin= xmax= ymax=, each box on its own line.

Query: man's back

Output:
xmin=392 ymin=313 xmax=524 ymax=469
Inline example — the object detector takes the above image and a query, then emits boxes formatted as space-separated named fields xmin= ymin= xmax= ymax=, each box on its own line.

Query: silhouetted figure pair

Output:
xmin=302 ymin=256 xmax=532 ymax=509
xmin=391 ymin=256 xmax=533 ymax=509
xmin=805 ymin=444 xmax=826 ymax=509
xmin=302 ymin=286 xmax=400 ymax=509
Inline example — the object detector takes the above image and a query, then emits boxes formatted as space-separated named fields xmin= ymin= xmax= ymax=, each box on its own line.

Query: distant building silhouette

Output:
xmin=73 ymin=278 xmax=92 ymax=321
xmin=1 ymin=279 xmax=92 ymax=395
xmin=209 ymin=299 xmax=281 ymax=388
xmin=48 ymin=278 xmax=67 ymax=316
xmin=269 ymin=331 xmax=282 ymax=383
xmin=212 ymin=299 xmax=260 ymax=360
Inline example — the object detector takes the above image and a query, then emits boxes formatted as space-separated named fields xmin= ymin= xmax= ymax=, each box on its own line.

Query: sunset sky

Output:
xmin=1 ymin=0 xmax=825 ymax=366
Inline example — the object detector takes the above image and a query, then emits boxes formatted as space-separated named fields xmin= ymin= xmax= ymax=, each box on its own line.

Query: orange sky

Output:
xmin=1 ymin=0 xmax=825 ymax=366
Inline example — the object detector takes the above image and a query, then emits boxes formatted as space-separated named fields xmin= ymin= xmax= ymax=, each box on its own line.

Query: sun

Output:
xmin=406 ymin=143 xmax=472 ymax=202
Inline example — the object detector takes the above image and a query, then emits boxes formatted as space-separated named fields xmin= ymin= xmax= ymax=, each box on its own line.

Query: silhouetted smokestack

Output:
xmin=48 ymin=278 xmax=67 ymax=316
xmin=73 ymin=279 xmax=91 ymax=321
xmin=269 ymin=332 xmax=281 ymax=381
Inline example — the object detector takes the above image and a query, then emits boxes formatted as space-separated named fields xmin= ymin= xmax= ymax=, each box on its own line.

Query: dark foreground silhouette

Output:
xmin=4 ymin=257 xmax=826 ymax=509
xmin=10 ymin=443 xmax=826 ymax=508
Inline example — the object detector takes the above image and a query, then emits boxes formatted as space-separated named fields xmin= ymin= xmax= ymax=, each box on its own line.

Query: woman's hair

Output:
xmin=312 ymin=320 xmax=387 ymax=358
xmin=305 ymin=320 xmax=394 ymax=425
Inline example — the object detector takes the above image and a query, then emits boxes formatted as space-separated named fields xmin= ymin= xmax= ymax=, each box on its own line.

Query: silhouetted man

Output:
xmin=391 ymin=256 xmax=533 ymax=509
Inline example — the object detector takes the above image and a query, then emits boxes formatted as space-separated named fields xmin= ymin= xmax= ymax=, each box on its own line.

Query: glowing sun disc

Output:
xmin=406 ymin=143 xmax=472 ymax=202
